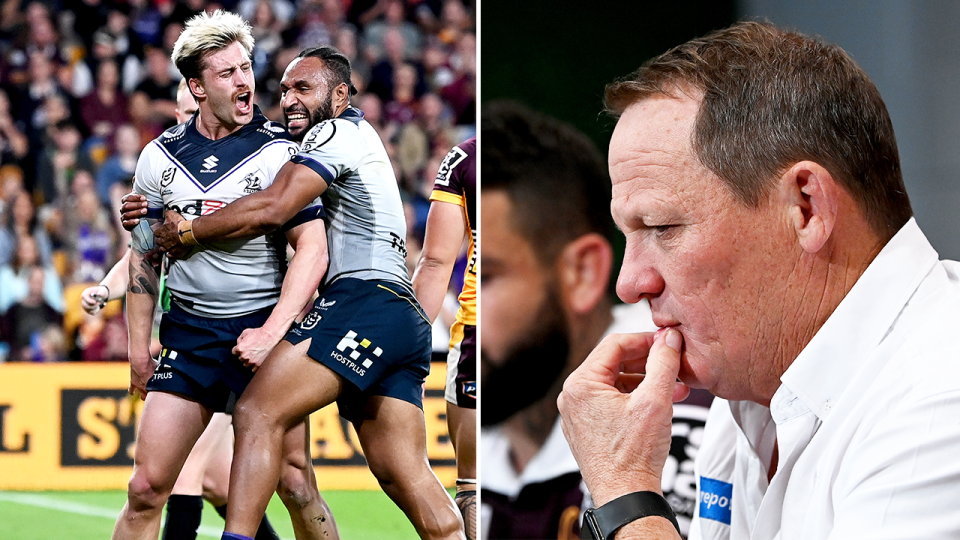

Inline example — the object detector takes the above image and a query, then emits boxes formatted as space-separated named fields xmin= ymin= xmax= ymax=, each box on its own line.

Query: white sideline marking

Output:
xmin=0 ymin=491 xmax=223 ymax=538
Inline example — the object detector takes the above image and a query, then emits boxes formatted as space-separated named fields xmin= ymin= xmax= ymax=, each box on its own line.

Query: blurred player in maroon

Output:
xmin=412 ymin=136 xmax=477 ymax=539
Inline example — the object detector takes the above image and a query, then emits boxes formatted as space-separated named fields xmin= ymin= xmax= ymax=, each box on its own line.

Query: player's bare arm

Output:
xmin=233 ymin=219 xmax=329 ymax=370
xmin=153 ymin=162 xmax=329 ymax=250
xmin=412 ymin=200 xmax=468 ymax=322
xmin=127 ymin=218 xmax=161 ymax=400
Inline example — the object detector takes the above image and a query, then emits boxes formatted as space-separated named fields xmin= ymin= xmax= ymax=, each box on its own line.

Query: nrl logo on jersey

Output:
xmin=435 ymin=146 xmax=468 ymax=187
xmin=241 ymin=172 xmax=262 ymax=194
xmin=160 ymin=167 xmax=176 ymax=187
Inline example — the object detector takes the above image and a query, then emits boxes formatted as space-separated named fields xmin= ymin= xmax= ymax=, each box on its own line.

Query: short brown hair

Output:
xmin=605 ymin=21 xmax=912 ymax=240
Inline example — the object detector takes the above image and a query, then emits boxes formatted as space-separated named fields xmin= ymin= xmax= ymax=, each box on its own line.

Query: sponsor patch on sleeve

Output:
xmin=699 ymin=476 xmax=733 ymax=525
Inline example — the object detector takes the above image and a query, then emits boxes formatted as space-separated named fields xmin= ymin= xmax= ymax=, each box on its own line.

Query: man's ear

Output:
xmin=188 ymin=78 xmax=205 ymax=100
xmin=555 ymin=233 xmax=613 ymax=315
xmin=781 ymin=160 xmax=840 ymax=254
xmin=333 ymin=82 xmax=349 ymax=107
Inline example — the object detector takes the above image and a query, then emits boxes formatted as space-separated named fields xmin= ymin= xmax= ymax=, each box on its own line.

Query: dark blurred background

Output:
xmin=482 ymin=0 xmax=960 ymax=261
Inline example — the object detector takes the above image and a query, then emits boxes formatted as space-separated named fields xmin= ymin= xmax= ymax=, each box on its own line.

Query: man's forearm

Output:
xmin=192 ymin=162 xmax=328 ymax=243
xmin=411 ymin=260 xmax=455 ymax=323
xmin=260 ymin=225 xmax=328 ymax=338
xmin=126 ymin=249 xmax=158 ymax=359
xmin=192 ymin=189 xmax=284 ymax=242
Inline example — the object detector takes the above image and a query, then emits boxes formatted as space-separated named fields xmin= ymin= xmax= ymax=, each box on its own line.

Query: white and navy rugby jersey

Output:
xmin=291 ymin=107 xmax=411 ymax=289
xmin=134 ymin=108 xmax=322 ymax=318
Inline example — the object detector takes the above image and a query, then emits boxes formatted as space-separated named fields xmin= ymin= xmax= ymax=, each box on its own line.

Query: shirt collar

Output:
xmin=775 ymin=218 xmax=938 ymax=422
xmin=479 ymin=419 xmax=580 ymax=498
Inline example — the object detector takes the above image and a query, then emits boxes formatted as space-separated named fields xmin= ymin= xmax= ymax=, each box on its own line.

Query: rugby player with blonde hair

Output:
xmin=112 ymin=11 xmax=336 ymax=540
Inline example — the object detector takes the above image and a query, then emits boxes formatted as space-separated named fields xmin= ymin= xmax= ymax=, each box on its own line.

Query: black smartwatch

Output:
xmin=581 ymin=491 xmax=681 ymax=540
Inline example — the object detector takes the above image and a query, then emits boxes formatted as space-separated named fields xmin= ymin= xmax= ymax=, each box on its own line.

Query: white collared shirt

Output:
xmin=691 ymin=218 xmax=960 ymax=539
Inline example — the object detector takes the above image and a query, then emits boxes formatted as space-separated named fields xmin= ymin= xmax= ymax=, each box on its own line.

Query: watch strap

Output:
xmin=581 ymin=491 xmax=681 ymax=540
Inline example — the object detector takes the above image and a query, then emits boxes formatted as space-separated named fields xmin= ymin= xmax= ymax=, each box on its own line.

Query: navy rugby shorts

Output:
xmin=149 ymin=303 xmax=272 ymax=412
xmin=285 ymin=278 xmax=432 ymax=417
xmin=445 ymin=321 xmax=476 ymax=408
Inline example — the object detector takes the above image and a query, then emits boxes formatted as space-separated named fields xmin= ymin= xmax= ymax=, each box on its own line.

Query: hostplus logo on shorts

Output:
xmin=330 ymin=330 xmax=382 ymax=377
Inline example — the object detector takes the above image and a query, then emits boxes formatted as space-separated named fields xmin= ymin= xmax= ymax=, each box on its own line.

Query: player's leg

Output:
xmin=225 ymin=338 xmax=342 ymax=538
xmin=112 ymin=392 xmax=211 ymax=540
xmin=448 ymin=403 xmax=477 ymax=540
xmin=353 ymin=395 xmax=464 ymax=540
xmin=161 ymin=411 xmax=231 ymax=540
xmin=445 ymin=322 xmax=477 ymax=540
xmin=276 ymin=420 xmax=339 ymax=540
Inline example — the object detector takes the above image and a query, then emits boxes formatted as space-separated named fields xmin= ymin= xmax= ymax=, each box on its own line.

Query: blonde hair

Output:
xmin=171 ymin=10 xmax=254 ymax=81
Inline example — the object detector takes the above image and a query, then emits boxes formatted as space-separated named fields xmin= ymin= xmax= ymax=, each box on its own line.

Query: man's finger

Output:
xmin=639 ymin=328 xmax=683 ymax=394
xmin=574 ymin=332 xmax=655 ymax=386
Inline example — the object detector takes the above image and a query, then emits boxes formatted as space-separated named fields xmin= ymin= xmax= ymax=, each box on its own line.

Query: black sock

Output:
xmin=213 ymin=502 xmax=279 ymax=540
xmin=162 ymin=494 xmax=204 ymax=540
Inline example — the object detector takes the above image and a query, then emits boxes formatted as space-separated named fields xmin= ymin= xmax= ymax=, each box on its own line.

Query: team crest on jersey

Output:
xmin=300 ymin=310 xmax=322 ymax=330
xmin=300 ymin=121 xmax=336 ymax=154
xmin=202 ymin=155 xmax=219 ymax=172
xmin=241 ymin=172 xmax=262 ymax=194
xmin=435 ymin=146 xmax=468 ymax=187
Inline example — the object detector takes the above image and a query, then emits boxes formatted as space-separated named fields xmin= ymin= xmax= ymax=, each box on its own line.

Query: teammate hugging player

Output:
xmin=124 ymin=45 xmax=465 ymax=540
xmin=113 ymin=11 xmax=337 ymax=540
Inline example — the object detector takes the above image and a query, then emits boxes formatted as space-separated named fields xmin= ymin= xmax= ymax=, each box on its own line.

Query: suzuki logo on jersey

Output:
xmin=202 ymin=155 xmax=219 ymax=172
xmin=241 ymin=172 xmax=262 ymax=194
xmin=331 ymin=330 xmax=383 ymax=376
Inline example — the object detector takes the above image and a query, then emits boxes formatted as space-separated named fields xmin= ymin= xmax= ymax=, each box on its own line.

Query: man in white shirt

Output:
xmin=559 ymin=21 xmax=960 ymax=539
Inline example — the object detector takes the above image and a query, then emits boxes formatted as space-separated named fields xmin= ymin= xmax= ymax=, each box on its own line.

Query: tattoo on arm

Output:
xmin=128 ymin=251 xmax=159 ymax=296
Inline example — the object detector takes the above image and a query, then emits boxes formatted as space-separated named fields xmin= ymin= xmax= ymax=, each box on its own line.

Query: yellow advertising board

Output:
xmin=0 ymin=362 xmax=454 ymax=490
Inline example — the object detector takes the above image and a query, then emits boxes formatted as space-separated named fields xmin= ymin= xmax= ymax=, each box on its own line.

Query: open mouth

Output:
xmin=236 ymin=91 xmax=252 ymax=114
xmin=286 ymin=109 xmax=309 ymax=129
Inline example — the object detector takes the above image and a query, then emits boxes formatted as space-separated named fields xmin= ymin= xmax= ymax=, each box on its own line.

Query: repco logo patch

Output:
xmin=699 ymin=477 xmax=733 ymax=525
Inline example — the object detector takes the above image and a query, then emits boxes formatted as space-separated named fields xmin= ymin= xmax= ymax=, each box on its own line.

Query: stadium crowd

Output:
xmin=0 ymin=0 xmax=475 ymax=363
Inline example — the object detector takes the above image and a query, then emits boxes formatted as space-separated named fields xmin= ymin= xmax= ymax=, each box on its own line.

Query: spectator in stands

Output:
xmin=129 ymin=45 xmax=177 ymax=142
xmin=0 ymin=188 xmax=52 ymax=267
xmin=65 ymin=187 xmax=114 ymax=285
xmin=368 ymin=27 xmax=426 ymax=102
xmin=385 ymin=62 xmax=420 ymax=125
xmin=0 ymin=233 xmax=63 ymax=313
xmin=80 ymin=59 xmax=131 ymax=155
xmin=0 ymin=264 xmax=63 ymax=361
xmin=364 ymin=0 xmax=423 ymax=62
xmin=35 ymin=119 xmax=93 ymax=206
xmin=0 ymin=87 xmax=29 ymax=168
xmin=95 ymin=123 xmax=138 ymax=207
xmin=439 ymin=32 xmax=474 ymax=125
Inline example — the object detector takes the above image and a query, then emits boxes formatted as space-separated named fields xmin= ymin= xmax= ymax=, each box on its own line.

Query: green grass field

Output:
xmin=0 ymin=489 xmax=428 ymax=539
